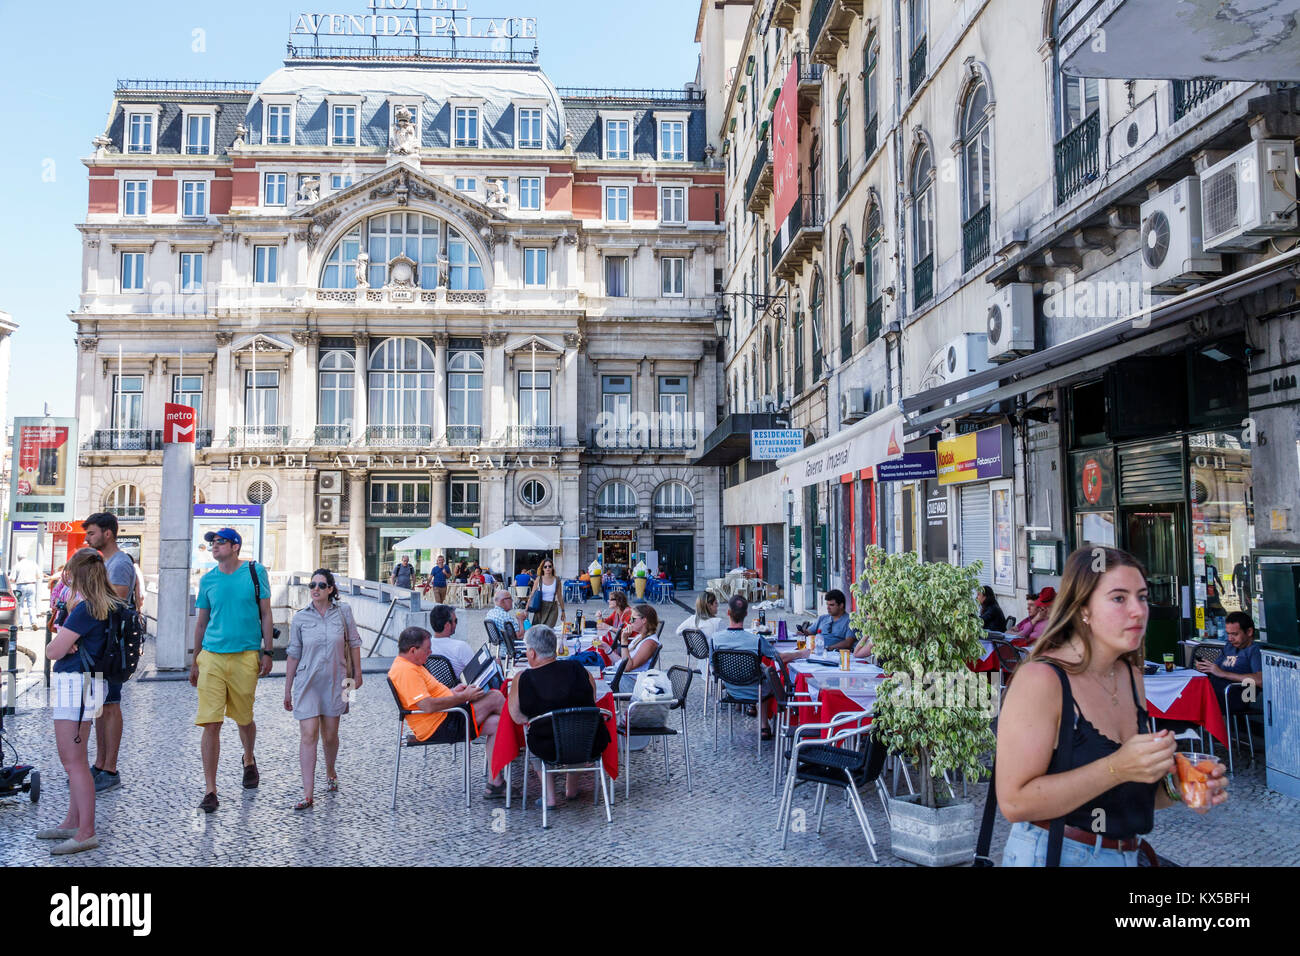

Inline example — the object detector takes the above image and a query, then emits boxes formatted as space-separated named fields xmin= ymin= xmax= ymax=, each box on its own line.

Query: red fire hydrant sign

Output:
xmin=164 ymin=403 xmax=196 ymax=444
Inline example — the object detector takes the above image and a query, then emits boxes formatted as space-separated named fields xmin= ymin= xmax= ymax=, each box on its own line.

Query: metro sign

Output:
xmin=164 ymin=403 xmax=196 ymax=444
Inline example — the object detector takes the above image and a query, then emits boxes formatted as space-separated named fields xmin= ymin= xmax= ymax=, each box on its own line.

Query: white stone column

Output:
xmin=347 ymin=468 xmax=367 ymax=581
xmin=352 ymin=334 xmax=369 ymax=445
xmin=562 ymin=334 xmax=581 ymax=447
xmin=213 ymin=332 xmax=233 ymax=443
xmin=76 ymin=338 xmax=98 ymax=438
xmin=433 ymin=333 xmax=448 ymax=443
xmin=429 ymin=469 xmax=448 ymax=525
xmin=290 ymin=331 xmax=313 ymax=445
xmin=145 ymin=356 xmax=165 ymax=434
xmin=559 ymin=469 xmax=581 ymax=578
xmin=484 ymin=332 xmax=507 ymax=445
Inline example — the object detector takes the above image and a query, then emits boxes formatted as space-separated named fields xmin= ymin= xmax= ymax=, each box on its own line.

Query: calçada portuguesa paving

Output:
xmin=2 ymin=597 xmax=1298 ymax=867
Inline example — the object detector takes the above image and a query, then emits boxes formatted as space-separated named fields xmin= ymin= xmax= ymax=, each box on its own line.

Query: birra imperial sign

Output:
xmin=292 ymin=0 xmax=537 ymax=39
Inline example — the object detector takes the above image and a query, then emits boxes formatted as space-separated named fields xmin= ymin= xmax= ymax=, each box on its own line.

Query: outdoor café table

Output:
xmin=489 ymin=671 xmax=620 ymax=792
xmin=1144 ymin=667 xmax=1229 ymax=748
xmin=970 ymin=635 xmax=1034 ymax=673
xmin=786 ymin=658 xmax=882 ymax=736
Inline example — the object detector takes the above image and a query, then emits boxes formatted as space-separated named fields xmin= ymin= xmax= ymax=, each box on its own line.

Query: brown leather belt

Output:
xmin=1031 ymin=821 xmax=1140 ymax=853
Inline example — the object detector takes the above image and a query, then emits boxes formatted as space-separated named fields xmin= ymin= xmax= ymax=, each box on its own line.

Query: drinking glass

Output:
xmin=1163 ymin=652 xmax=1175 ymax=672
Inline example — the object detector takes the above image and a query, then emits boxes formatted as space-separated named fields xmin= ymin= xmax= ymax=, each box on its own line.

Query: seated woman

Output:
xmin=468 ymin=567 xmax=485 ymax=587
xmin=453 ymin=562 xmax=470 ymax=585
xmin=1016 ymin=588 xmax=1055 ymax=642
xmin=977 ymin=586 xmax=1008 ymax=632
xmin=599 ymin=590 xmax=633 ymax=632
xmin=609 ymin=603 xmax=661 ymax=694
xmin=509 ymin=625 xmax=610 ymax=808
xmin=676 ymin=590 xmax=723 ymax=639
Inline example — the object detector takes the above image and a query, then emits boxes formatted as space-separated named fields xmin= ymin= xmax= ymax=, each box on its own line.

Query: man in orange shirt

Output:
xmin=388 ymin=626 xmax=508 ymax=799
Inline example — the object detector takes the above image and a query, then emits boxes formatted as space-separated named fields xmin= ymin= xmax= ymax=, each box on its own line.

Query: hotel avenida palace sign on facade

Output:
xmin=73 ymin=6 xmax=723 ymax=586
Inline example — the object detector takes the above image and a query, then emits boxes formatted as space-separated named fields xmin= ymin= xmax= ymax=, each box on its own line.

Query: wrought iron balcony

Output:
xmin=106 ymin=506 xmax=146 ymax=521
xmin=962 ymin=204 xmax=991 ymax=273
xmin=744 ymin=138 xmax=773 ymax=213
xmin=228 ymin=425 xmax=289 ymax=447
xmin=863 ymin=113 xmax=878 ymax=158
xmin=595 ymin=504 xmax=638 ymax=520
xmin=913 ymin=255 xmax=934 ymax=309
xmin=443 ymin=425 xmax=482 ymax=447
xmin=909 ymin=38 xmax=927 ymax=97
xmin=314 ymin=424 xmax=353 ymax=446
xmin=366 ymin=424 xmax=432 ymax=447
xmin=652 ymin=504 xmax=695 ymax=520
xmin=810 ymin=0 xmax=863 ymax=65
xmin=867 ymin=298 xmax=883 ymax=343
xmin=505 ymin=425 xmax=563 ymax=448
xmin=1054 ymin=110 xmax=1101 ymax=205
xmin=809 ymin=0 xmax=833 ymax=53
xmin=1173 ymin=79 xmax=1226 ymax=121
xmin=773 ymin=193 xmax=825 ymax=280
xmin=589 ymin=427 xmax=699 ymax=451
xmin=86 ymin=429 xmax=159 ymax=451
xmin=369 ymin=502 xmax=432 ymax=519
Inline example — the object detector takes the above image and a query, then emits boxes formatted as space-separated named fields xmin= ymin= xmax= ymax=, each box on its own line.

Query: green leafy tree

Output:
xmin=850 ymin=547 xmax=995 ymax=809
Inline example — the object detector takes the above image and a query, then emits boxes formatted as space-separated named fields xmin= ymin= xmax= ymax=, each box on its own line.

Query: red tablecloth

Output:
xmin=490 ymin=688 xmax=619 ymax=780
xmin=790 ymin=673 xmax=872 ymax=737
xmin=970 ymin=636 xmax=1034 ymax=672
xmin=1147 ymin=674 xmax=1229 ymax=748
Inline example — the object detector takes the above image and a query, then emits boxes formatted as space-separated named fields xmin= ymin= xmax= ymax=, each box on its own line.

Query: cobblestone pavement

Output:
xmin=2 ymin=599 xmax=1296 ymax=867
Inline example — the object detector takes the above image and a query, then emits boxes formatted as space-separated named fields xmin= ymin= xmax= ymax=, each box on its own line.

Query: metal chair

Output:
xmin=424 ymin=654 xmax=459 ymax=688
xmin=987 ymin=637 xmax=1026 ymax=703
xmin=522 ymin=707 xmax=613 ymax=829
xmin=385 ymin=677 xmax=474 ymax=810
xmin=497 ymin=621 xmax=528 ymax=667
xmin=764 ymin=661 xmax=824 ymax=795
xmin=563 ymin=579 xmax=583 ymax=604
xmin=1222 ymin=679 xmax=1263 ymax=775
xmin=776 ymin=716 xmax=886 ymax=860
xmin=710 ymin=648 xmax=765 ymax=758
xmin=680 ymin=628 xmax=712 ymax=717
xmin=612 ymin=665 xmax=693 ymax=801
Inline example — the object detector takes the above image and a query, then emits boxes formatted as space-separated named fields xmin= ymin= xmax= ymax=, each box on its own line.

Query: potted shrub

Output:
xmin=850 ymin=546 xmax=996 ymax=866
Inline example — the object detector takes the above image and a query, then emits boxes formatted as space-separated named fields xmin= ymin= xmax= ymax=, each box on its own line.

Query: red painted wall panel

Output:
xmin=88 ymin=179 xmax=118 ymax=214
xmin=231 ymin=170 xmax=259 ymax=208
xmin=689 ymin=186 xmax=720 ymax=224
xmin=633 ymin=184 xmax=657 ymax=220
xmin=545 ymin=175 xmax=571 ymax=212
xmin=571 ymin=184 xmax=601 ymax=219
xmin=152 ymin=179 xmax=177 ymax=212
xmin=209 ymin=178 xmax=232 ymax=214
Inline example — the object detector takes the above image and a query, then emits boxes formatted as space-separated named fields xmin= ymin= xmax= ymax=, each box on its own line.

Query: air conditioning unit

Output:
xmin=1139 ymin=177 xmax=1222 ymax=291
xmin=761 ymin=394 xmax=777 ymax=412
xmin=1201 ymin=139 xmax=1298 ymax=252
xmin=918 ymin=332 xmax=993 ymax=404
xmin=840 ymin=389 xmax=867 ymax=424
xmin=317 ymin=470 xmax=343 ymax=494
xmin=746 ymin=400 xmax=764 ymax=413
xmin=986 ymin=284 xmax=1035 ymax=363
xmin=1109 ymin=96 xmax=1158 ymax=164
xmin=317 ymin=495 xmax=342 ymax=526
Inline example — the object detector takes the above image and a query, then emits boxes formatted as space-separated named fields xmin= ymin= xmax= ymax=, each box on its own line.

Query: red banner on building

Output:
xmin=164 ymin=403 xmax=196 ymax=444
xmin=772 ymin=60 xmax=800 ymax=228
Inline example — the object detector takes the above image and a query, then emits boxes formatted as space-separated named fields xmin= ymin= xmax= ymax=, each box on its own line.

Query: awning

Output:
xmin=776 ymin=405 xmax=906 ymax=490
xmin=694 ymin=412 xmax=784 ymax=466
xmin=903 ymin=246 xmax=1300 ymax=433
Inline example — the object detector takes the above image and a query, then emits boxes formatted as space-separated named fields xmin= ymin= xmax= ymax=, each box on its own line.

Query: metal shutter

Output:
xmin=1119 ymin=441 xmax=1184 ymax=504
xmin=959 ymin=485 xmax=993 ymax=587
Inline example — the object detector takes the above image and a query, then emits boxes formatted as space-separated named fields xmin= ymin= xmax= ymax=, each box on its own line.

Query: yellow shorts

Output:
xmin=195 ymin=649 xmax=260 ymax=726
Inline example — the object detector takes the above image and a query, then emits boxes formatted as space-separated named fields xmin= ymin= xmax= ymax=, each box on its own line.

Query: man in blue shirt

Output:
xmin=427 ymin=555 xmax=449 ymax=604
xmin=1196 ymin=611 xmax=1264 ymax=715
xmin=796 ymin=589 xmax=856 ymax=651
xmin=713 ymin=595 xmax=809 ymax=732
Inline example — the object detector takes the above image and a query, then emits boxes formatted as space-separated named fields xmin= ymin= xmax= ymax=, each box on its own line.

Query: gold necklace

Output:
xmin=1091 ymin=665 xmax=1120 ymax=707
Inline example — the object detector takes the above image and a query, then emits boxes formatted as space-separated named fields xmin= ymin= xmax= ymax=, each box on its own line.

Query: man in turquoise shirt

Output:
xmin=188 ymin=528 xmax=274 ymax=813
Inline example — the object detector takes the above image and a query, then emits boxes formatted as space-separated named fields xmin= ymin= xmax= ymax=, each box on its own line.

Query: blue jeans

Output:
xmin=1001 ymin=821 xmax=1139 ymax=867
xmin=14 ymin=584 xmax=36 ymax=627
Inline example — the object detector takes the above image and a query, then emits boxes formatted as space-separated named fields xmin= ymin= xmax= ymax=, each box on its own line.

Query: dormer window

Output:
xmin=454 ymin=107 xmax=480 ymax=149
xmin=604 ymin=117 xmax=631 ymax=160
xmin=126 ymin=109 xmax=159 ymax=154
xmin=388 ymin=99 xmax=422 ymax=143
xmin=513 ymin=98 xmax=547 ymax=150
xmin=655 ymin=112 xmax=688 ymax=162
xmin=263 ymin=96 xmax=297 ymax=146
xmin=326 ymin=95 xmax=363 ymax=147
xmin=182 ymin=109 xmax=215 ymax=155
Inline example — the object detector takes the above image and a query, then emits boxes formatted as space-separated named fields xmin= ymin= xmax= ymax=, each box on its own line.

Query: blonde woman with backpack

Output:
xmin=42 ymin=548 xmax=124 ymax=856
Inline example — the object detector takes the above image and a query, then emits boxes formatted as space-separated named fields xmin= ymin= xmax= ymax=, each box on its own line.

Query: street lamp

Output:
xmin=713 ymin=300 xmax=732 ymax=341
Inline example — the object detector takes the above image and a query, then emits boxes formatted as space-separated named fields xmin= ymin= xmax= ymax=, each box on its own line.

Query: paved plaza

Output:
xmin=2 ymin=597 xmax=1297 ymax=867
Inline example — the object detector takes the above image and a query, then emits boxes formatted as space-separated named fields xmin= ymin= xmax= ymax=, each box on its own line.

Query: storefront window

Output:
xmin=1189 ymin=429 xmax=1254 ymax=632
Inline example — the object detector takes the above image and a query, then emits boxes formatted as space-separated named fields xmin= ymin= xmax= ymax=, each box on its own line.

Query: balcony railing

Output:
xmin=88 ymin=429 xmax=159 ymax=451
xmin=229 ymin=425 xmax=289 ymax=447
xmin=589 ymin=427 xmax=699 ymax=451
xmin=913 ymin=255 xmax=934 ymax=308
xmin=505 ymin=425 xmax=563 ymax=448
xmin=809 ymin=0 xmax=834 ymax=51
xmin=369 ymin=503 xmax=432 ymax=519
xmin=1054 ymin=110 xmax=1101 ymax=205
xmin=864 ymin=113 xmax=878 ymax=158
xmin=962 ymin=203 xmax=991 ymax=273
xmin=595 ymin=504 xmax=638 ymax=520
xmin=798 ymin=52 xmax=825 ymax=88
xmin=314 ymin=424 xmax=353 ymax=446
xmin=744 ymin=138 xmax=772 ymax=211
xmin=1173 ymin=79 xmax=1226 ymax=121
xmin=909 ymin=38 xmax=927 ymax=97
xmin=366 ymin=424 xmax=432 ymax=447
xmin=653 ymin=505 xmax=695 ymax=520
xmin=837 ymin=161 xmax=850 ymax=202
xmin=867 ymin=298 xmax=883 ymax=343
xmin=106 ymin=506 xmax=146 ymax=521
xmin=444 ymin=425 xmax=482 ymax=447
xmin=773 ymin=193 xmax=825 ymax=278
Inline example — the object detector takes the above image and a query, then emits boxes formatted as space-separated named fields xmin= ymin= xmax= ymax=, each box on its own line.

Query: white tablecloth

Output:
xmin=788 ymin=659 xmax=883 ymax=704
xmin=1143 ymin=668 xmax=1201 ymax=712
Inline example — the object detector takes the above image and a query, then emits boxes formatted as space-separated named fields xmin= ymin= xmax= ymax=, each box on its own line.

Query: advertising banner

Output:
xmin=10 ymin=418 xmax=78 ymax=522
xmin=772 ymin=60 xmax=800 ymax=228
xmin=191 ymin=504 xmax=264 ymax=572
xmin=937 ymin=425 xmax=1012 ymax=486
xmin=876 ymin=451 xmax=938 ymax=483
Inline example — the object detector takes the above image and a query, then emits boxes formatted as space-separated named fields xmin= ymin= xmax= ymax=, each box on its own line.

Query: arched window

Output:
xmin=1052 ymin=1 xmax=1101 ymax=204
xmin=863 ymin=33 xmax=880 ymax=153
xmin=653 ymin=481 xmax=694 ymax=519
xmin=447 ymin=349 xmax=484 ymax=445
xmin=104 ymin=483 xmax=144 ymax=521
xmin=793 ymin=308 xmax=805 ymax=395
xmin=318 ymin=350 xmax=355 ymax=443
xmin=911 ymin=146 xmax=935 ymax=307
xmin=369 ymin=337 xmax=434 ymax=431
xmin=447 ymin=228 xmax=484 ymax=290
xmin=835 ymin=86 xmax=851 ymax=199
xmin=742 ymin=356 xmax=751 ymax=406
xmin=865 ymin=200 xmax=884 ymax=341
xmin=596 ymin=480 xmax=637 ymax=519
xmin=838 ymin=237 xmax=854 ymax=362
xmin=810 ymin=271 xmax=825 ymax=380
xmin=322 ymin=226 xmax=362 ymax=289
xmin=319 ymin=215 xmax=485 ymax=290
xmin=751 ymin=345 xmax=760 ymax=404
xmin=775 ymin=317 xmax=785 ymax=404
xmin=961 ymin=81 xmax=992 ymax=269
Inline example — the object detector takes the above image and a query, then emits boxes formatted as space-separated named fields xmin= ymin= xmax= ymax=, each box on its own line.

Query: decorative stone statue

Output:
xmin=563 ymin=126 xmax=575 ymax=152
xmin=297 ymin=176 xmax=321 ymax=203
xmin=389 ymin=106 xmax=420 ymax=157
xmin=92 ymin=134 xmax=112 ymax=153
xmin=485 ymin=179 xmax=504 ymax=206
xmin=438 ymin=253 xmax=450 ymax=288
xmin=232 ymin=123 xmax=247 ymax=149
xmin=355 ymin=253 xmax=370 ymax=290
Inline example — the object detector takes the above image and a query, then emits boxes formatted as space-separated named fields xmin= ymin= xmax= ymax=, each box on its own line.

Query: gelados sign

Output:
xmin=292 ymin=1 xmax=537 ymax=39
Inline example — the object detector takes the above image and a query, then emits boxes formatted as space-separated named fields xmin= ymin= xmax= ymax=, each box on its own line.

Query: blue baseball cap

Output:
xmin=204 ymin=528 xmax=242 ymax=547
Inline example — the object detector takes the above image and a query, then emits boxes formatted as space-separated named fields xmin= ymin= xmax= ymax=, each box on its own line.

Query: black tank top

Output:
xmin=1050 ymin=662 xmax=1157 ymax=838
xmin=517 ymin=659 xmax=609 ymax=762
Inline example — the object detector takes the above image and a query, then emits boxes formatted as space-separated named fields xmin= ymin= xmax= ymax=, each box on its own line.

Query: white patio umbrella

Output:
xmin=474 ymin=523 xmax=550 ymax=551
xmin=391 ymin=522 xmax=479 ymax=553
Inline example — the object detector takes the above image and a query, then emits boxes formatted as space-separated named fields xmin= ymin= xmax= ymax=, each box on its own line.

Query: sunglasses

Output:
xmin=309 ymin=582 xmax=331 ymax=590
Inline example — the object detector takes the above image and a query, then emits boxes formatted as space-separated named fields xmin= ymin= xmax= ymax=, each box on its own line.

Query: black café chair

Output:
xmin=613 ymin=665 xmax=694 ymax=801
xmin=776 ymin=716 xmax=886 ymax=861
xmin=522 ymin=707 xmax=613 ymax=830
xmin=386 ymin=677 xmax=474 ymax=811
xmin=424 ymin=653 xmax=459 ymax=688
xmin=680 ymin=628 xmax=712 ymax=717
xmin=711 ymin=649 xmax=766 ymax=759
xmin=764 ymin=661 xmax=823 ymax=796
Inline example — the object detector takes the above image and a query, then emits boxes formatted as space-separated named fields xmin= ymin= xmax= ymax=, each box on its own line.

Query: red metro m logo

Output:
xmin=164 ymin=403 xmax=196 ymax=444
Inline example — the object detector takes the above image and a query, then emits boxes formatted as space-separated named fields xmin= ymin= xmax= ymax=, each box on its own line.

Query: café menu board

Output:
xmin=9 ymin=418 xmax=78 ymax=522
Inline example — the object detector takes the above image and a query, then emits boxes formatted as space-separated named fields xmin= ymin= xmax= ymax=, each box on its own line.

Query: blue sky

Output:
xmin=0 ymin=0 xmax=703 ymax=420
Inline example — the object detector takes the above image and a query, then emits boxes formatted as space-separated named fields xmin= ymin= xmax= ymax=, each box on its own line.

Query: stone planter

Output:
xmin=887 ymin=794 xmax=976 ymax=867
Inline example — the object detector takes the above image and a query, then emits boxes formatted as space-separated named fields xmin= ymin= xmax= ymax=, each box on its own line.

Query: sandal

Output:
xmin=482 ymin=781 xmax=506 ymax=801
xmin=293 ymin=798 xmax=314 ymax=811
xmin=326 ymin=777 xmax=339 ymax=793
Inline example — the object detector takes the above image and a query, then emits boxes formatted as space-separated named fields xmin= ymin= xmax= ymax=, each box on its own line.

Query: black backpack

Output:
xmin=78 ymin=600 xmax=144 ymax=684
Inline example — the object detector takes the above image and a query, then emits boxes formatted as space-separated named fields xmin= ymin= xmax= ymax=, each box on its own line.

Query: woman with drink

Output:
xmin=994 ymin=547 xmax=1227 ymax=866
xmin=609 ymin=604 xmax=661 ymax=694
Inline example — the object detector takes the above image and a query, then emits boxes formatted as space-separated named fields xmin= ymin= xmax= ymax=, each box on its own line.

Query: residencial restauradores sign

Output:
xmin=751 ymin=429 xmax=805 ymax=461
xmin=293 ymin=0 xmax=537 ymax=39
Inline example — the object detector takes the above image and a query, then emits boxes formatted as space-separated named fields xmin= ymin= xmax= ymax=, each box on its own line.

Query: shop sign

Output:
xmin=751 ymin=429 xmax=805 ymax=461
xmin=1071 ymin=448 xmax=1114 ymax=509
xmin=292 ymin=2 xmax=537 ymax=40
xmin=225 ymin=452 xmax=559 ymax=472
xmin=10 ymin=418 xmax=78 ymax=522
xmin=12 ymin=521 xmax=40 ymax=532
xmin=936 ymin=426 xmax=1011 ymax=486
xmin=191 ymin=504 xmax=264 ymax=571
xmin=876 ymin=451 xmax=938 ymax=482
xmin=599 ymin=529 xmax=635 ymax=541
xmin=164 ymin=403 xmax=196 ymax=444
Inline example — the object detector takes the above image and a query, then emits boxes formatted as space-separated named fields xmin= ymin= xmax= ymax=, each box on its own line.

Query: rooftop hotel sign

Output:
xmin=293 ymin=0 xmax=537 ymax=39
